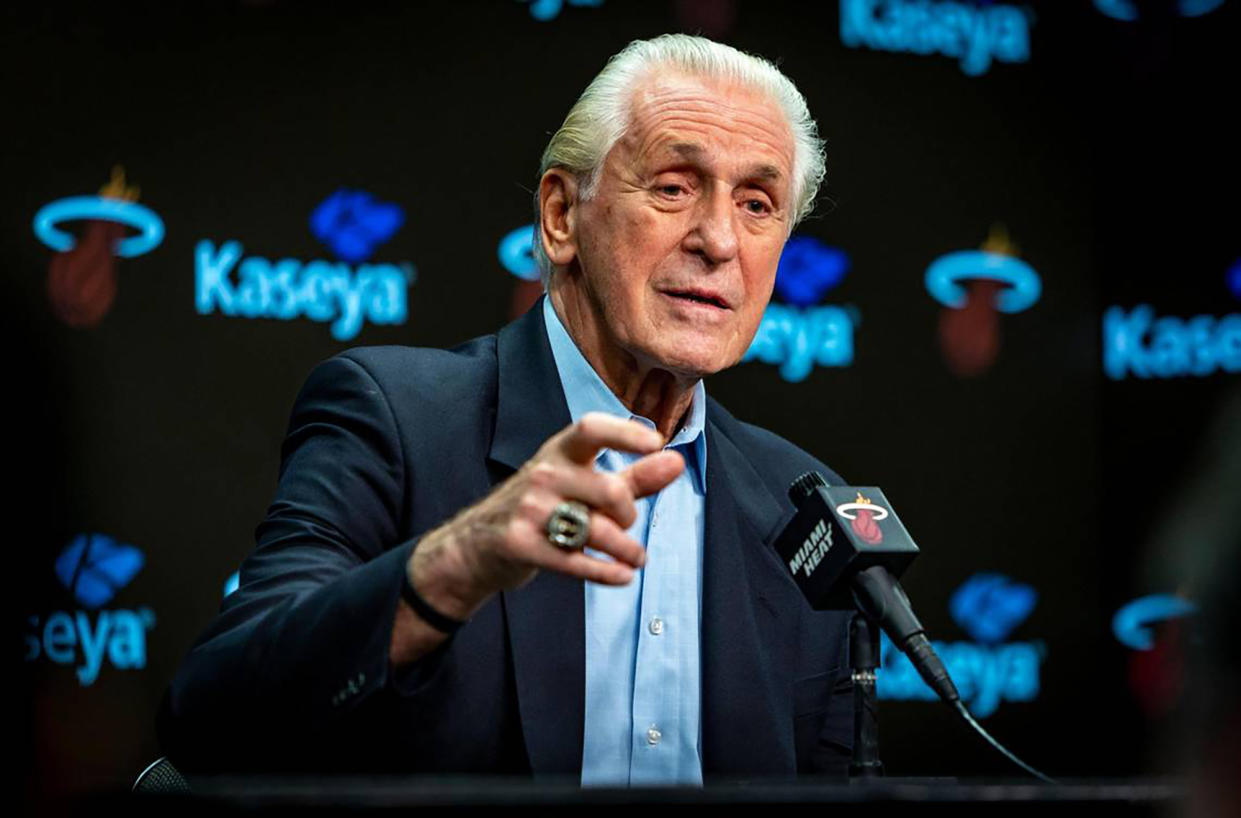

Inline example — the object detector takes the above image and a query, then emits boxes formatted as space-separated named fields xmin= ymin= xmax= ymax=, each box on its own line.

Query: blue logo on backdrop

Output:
xmin=1227 ymin=258 xmax=1241 ymax=300
xmin=878 ymin=573 xmax=1043 ymax=717
xmin=1102 ymin=305 xmax=1241 ymax=380
xmin=309 ymin=189 xmax=405 ymax=264
xmin=949 ymin=572 xmax=1038 ymax=644
xmin=54 ymin=533 xmax=144 ymax=609
xmin=499 ymin=224 xmax=540 ymax=281
xmin=25 ymin=533 xmax=156 ymax=686
xmin=839 ymin=0 xmax=1032 ymax=77
xmin=1112 ymin=594 xmax=1198 ymax=651
xmin=742 ymin=236 xmax=856 ymax=382
xmin=1093 ymin=0 xmax=1225 ymax=21
xmin=196 ymin=189 xmax=415 ymax=341
xmin=518 ymin=0 xmax=603 ymax=21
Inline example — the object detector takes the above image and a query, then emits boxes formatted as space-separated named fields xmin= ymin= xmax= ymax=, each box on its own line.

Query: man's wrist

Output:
xmin=401 ymin=568 xmax=468 ymax=634
xmin=390 ymin=532 xmax=490 ymax=669
xmin=407 ymin=528 xmax=491 ymax=622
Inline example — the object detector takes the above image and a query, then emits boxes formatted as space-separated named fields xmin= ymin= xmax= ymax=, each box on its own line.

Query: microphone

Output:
xmin=775 ymin=472 xmax=959 ymax=704
xmin=776 ymin=472 xmax=1057 ymax=783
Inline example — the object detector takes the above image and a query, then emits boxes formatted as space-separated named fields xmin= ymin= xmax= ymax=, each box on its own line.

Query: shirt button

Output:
xmin=648 ymin=617 xmax=664 ymax=636
xmin=647 ymin=726 xmax=662 ymax=746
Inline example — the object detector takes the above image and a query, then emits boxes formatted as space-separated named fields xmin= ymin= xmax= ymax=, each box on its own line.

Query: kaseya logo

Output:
xmin=1103 ymin=265 xmax=1241 ymax=380
xmin=196 ymin=189 xmax=414 ymax=341
xmin=878 ymin=573 xmax=1042 ymax=717
xmin=24 ymin=533 xmax=155 ymax=686
xmin=743 ymin=235 xmax=855 ymax=382
xmin=840 ymin=0 xmax=1032 ymax=77
xmin=33 ymin=166 xmax=165 ymax=328
xmin=926 ymin=224 xmax=1040 ymax=377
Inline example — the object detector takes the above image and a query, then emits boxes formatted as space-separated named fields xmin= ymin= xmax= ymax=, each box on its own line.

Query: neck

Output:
xmin=549 ymin=287 xmax=698 ymax=442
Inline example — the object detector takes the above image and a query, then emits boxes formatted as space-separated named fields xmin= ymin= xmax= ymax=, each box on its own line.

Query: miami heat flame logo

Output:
xmin=33 ymin=166 xmax=164 ymax=328
xmin=835 ymin=491 xmax=889 ymax=545
xmin=925 ymin=224 xmax=1041 ymax=377
xmin=497 ymin=224 xmax=544 ymax=320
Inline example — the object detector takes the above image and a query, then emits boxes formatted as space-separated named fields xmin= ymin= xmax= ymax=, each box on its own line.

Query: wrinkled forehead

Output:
xmin=614 ymin=69 xmax=796 ymax=184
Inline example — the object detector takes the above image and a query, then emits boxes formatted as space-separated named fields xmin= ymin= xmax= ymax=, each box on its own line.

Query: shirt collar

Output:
xmin=542 ymin=295 xmax=707 ymax=494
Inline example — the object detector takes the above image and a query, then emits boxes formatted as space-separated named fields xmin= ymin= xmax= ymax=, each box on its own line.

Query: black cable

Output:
xmin=951 ymin=699 xmax=1059 ymax=784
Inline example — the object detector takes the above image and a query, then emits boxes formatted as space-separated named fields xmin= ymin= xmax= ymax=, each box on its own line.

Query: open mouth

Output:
xmin=664 ymin=289 xmax=729 ymax=310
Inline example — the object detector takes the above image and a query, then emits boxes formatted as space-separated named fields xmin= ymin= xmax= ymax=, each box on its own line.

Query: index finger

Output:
xmin=558 ymin=412 xmax=664 ymax=465
xmin=619 ymin=449 xmax=685 ymax=500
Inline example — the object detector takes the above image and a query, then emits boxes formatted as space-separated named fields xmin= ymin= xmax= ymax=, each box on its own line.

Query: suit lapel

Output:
xmin=489 ymin=299 xmax=585 ymax=777
xmin=700 ymin=405 xmax=801 ymax=778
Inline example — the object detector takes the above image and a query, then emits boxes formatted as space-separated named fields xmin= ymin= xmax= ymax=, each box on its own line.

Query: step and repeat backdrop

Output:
xmin=7 ymin=0 xmax=1239 ymax=796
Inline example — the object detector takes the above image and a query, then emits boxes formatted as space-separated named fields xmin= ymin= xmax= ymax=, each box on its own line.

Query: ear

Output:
xmin=538 ymin=169 xmax=579 ymax=270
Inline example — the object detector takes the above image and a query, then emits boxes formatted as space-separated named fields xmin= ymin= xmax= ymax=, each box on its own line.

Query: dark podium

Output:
xmin=119 ymin=773 xmax=1183 ymax=816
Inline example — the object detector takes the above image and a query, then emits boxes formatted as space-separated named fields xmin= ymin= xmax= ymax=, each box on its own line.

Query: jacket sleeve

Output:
xmin=157 ymin=352 xmax=443 ymax=772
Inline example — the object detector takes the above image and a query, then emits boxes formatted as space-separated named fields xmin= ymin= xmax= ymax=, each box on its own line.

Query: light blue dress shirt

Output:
xmin=542 ymin=297 xmax=707 ymax=787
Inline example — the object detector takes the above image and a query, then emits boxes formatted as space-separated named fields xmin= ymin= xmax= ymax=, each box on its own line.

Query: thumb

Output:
xmin=620 ymin=450 xmax=685 ymax=499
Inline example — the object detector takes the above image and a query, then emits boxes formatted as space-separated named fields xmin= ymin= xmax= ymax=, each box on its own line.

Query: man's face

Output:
xmin=557 ymin=71 xmax=796 ymax=379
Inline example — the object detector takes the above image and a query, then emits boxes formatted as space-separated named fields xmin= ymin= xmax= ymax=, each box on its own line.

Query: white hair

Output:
xmin=534 ymin=33 xmax=826 ymax=284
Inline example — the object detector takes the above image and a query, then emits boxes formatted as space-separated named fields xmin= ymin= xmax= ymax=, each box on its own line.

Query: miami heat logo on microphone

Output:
xmin=835 ymin=491 xmax=888 ymax=545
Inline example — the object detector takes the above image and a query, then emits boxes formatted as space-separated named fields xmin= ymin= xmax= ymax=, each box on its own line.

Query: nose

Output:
xmin=683 ymin=187 xmax=739 ymax=266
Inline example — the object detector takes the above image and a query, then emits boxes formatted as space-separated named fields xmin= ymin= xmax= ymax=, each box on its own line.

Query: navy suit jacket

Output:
xmin=158 ymin=300 xmax=855 ymax=779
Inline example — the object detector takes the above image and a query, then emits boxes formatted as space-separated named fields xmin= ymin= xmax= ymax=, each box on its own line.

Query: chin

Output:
xmin=646 ymin=339 xmax=738 ymax=379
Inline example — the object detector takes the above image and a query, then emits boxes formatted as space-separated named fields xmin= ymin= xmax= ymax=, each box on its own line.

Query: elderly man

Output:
xmin=159 ymin=34 xmax=853 ymax=785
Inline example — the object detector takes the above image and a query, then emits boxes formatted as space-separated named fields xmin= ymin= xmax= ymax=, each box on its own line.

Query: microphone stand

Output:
xmin=849 ymin=612 xmax=884 ymax=778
